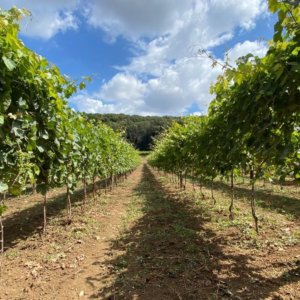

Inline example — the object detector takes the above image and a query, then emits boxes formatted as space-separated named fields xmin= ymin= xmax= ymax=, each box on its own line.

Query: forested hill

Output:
xmin=86 ymin=114 xmax=182 ymax=150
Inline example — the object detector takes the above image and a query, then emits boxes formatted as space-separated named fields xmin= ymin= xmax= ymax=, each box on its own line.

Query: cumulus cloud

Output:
xmin=226 ymin=40 xmax=268 ymax=65
xmin=69 ymin=91 xmax=150 ymax=115
xmin=190 ymin=111 xmax=205 ymax=116
xmin=142 ymin=57 xmax=222 ymax=114
xmin=99 ymin=73 xmax=146 ymax=105
xmin=86 ymin=0 xmax=266 ymax=43
xmin=82 ymin=0 xmax=268 ymax=115
xmin=2 ymin=0 xmax=267 ymax=43
xmin=2 ymin=0 xmax=269 ymax=115
xmin=86 ymin=0 xmax=194 ymax=41
xmin=69 ymin=94 xmax=116 ymax=114
xmin=91 ymin=39 xmax=268 ymax=116
xmin=1 ymin=0 xmax=79 ymax=39
xmin=120 ymin=0 xmax=267 ymax=75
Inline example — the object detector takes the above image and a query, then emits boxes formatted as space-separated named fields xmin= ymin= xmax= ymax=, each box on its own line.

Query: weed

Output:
xmin=5 ymin=250 xmax=20 ymax=260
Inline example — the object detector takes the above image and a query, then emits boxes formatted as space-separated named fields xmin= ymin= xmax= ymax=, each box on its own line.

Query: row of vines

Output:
xmin=149 ymin=0 xmax=300 ymax=233
xmin=0 ymin=8 xmax=140 ymax=252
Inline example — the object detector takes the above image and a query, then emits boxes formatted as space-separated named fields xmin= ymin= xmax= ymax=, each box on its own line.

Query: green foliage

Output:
xmin=150 ymin=0 xmax=300 ymax=185
xmin=0 ymin=8 xmax=140 ymax=200
xmin=87 ymin=113 xmax=182 ymax=151
xmin=0 ymin=204 xmax=7 ymax=215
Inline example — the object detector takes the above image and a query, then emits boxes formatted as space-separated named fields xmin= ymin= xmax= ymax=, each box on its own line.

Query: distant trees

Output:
xmin=87 ymin=113 xmax=182 ymax=150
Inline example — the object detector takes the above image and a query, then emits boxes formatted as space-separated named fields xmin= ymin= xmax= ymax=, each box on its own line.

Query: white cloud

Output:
xmin=86 ymin=0 xmax=194 ymax=41
xmin=190 ymin=111 xmax=205 ymax=116
xmin=142 ymin=57 xmax=222 ymax=114
xmin=2 ymin=0 xmax=79 ymax=39
xmin=2 ymin=0 xmax=266 ymax=45
xmin=226 ymin=40 xmax=268 ymax=65
xmin=100 ymin=73 xmax=146 ymax=105
xmin=89 ymin=39 xmax=267 ymax=116
xmin=86 ymin=0 xmax=266 ymax=44
xmin=120 ymin=0 xmax=267 ymax=76
xmin=80 ymin=57 xmax=221 ymax=116
xmin=69 ymin=94 xmax=116 ymax=114
xmin=2 ymin=1 xmax=269 ymax=115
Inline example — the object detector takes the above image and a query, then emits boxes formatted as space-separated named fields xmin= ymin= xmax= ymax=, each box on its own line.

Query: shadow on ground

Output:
xmin=3 ymin=177 xmax=116 ymax=250
xmin=86 ymin=164 xmax=299 ymax=299
xmin=200 ymin=179 xmax=300 ymax=220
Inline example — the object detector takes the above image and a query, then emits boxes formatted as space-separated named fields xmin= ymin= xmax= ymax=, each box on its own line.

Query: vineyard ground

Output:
xmin=0 ymin=161 xmax=299 ymax=299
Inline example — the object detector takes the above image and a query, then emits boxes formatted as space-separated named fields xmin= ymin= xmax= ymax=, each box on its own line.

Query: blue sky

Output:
xmin=3 ymin=0 xmax=276 ymax=116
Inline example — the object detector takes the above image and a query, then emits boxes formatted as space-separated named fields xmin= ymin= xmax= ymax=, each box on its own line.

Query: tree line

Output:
xmin=87 ymin=113 xmax=182 ymax=151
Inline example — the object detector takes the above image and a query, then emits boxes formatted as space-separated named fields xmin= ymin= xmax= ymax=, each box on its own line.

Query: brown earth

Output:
xmin=0 ymin=162 xmax=299 ymax=300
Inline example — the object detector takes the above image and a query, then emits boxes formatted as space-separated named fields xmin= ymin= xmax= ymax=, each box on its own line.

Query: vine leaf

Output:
xmin=2 ymin=56 xmax=16 ymax=71
xmin=0 ymin=182 xmax=8 ymax=193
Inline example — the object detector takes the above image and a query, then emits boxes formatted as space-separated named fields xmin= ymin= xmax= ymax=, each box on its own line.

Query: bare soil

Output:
xmin=0 ymin=162 xmax=299 ymax=300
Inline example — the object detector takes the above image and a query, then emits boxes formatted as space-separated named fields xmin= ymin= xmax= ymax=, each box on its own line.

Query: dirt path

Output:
xmin=1 ymin=162 xmax=299 ymax=300
xmin=47 ymin=164 xmax=145 ymax=300
xmin=0 ymin=163 xmax=144 ymax=300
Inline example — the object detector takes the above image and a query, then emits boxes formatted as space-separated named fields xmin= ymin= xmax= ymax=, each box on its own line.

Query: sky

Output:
xmin=2 ymin=0 xmax=276 ymax=116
